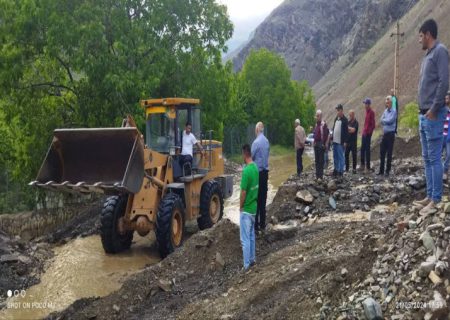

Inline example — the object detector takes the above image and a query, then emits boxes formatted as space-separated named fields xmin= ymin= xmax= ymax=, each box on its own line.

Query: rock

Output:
xmin=327 ymin=180 xmax=337 ymax=191
xmin=18 ymin=255 xmax=32 ymax=265
xmin=304 ymin=206 xmax=310 ymax=214
xmin=362 ymin=297 xmax=383 ymax=320
xmin=0 ymin=254 xmax=19 ymax=263
xmin=112 ymin=304 xmax=120 ymax=312
xmin=296 ymin=190 xmax=314 ymax=204
xmin=215 ymin=252 xmax=225 ymax=271
xmin=408 ymin=220 xmax=417 ymax=229
xmin=419 ymin=231 xmax=435 ymax=251
xmin=396 ymin=221 xmax=408 ymax=232
xmin=328 ymin=197 xmax=336 ymax=210
xmin=341 ymin=268 xmax=348 ymax=277
xmin=444 ymin=202 xmax=450 ymax=213
xmin=419 ymin=261 xmax=436 ymax=277
xmin=427 ymin=223 xmax=445 ymax=231
xmin=158 ymin=279 xmax=172 ymax=292
xmin=428 ymin=270 xmax=443 ymax=284
xmin=435 ymin=261 xmax=447 ymax=276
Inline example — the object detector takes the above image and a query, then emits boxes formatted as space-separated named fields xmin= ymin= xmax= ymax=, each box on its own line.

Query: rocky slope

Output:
xmin=232 ymin=0 xmax=418 ymax=85
xmin=314 ymin=0 xmax=450 ymax=124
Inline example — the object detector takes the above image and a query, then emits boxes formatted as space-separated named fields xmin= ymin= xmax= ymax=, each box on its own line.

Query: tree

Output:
xmin=236 ymin=49 xmax=315 ymax=145
xmin=0 ymin=0 xmax=233 ymax=210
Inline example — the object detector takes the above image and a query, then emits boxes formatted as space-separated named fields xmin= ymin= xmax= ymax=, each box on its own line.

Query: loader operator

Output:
xmin=180 ymin=122 xmax=204 ymax=172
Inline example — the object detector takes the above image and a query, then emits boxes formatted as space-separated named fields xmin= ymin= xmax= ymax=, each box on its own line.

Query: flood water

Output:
xmin=0 ymin=235 xmax=160 ymax=320
xmin=224 ymin=149 xmax=313 ymax=224
xmin=1 ymin=149 xmax=312 ymax=320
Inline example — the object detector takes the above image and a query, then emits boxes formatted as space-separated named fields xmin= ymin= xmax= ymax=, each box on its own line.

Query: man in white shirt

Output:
xmin=180 ymin=122 xmax=204 ymax=173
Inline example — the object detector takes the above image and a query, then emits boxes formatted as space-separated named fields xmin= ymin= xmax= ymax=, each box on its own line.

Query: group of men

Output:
xmin=293 ymin=93 xmax=398 ymax=180
xmin=238 ymin=18 xmax=449 ymax=271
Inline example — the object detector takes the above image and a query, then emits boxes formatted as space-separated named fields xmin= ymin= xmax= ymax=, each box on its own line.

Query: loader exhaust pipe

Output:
xmin=30 ymin=127 xmax=144 ymax=194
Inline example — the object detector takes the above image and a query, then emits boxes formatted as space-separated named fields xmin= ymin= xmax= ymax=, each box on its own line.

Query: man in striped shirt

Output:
xmin=443 ymin=93 xmax=450 ymax=180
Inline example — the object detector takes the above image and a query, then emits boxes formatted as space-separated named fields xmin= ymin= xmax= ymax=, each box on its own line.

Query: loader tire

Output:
xmin=156 ymin=193 xmax=185 ymax=258
xmin=197 ymin=180 xmax=224 ymax=230
xmin=100 ymin=195 xmax=133 ymax=254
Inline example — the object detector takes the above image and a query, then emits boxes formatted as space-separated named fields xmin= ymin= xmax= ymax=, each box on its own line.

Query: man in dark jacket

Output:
xmin=313 ymin=110 xmax=329 ymax=180
xmin=345 ymin=109 xmax=359 ymax=173
xmin=332 ymin=104 xmax=349 ymax=177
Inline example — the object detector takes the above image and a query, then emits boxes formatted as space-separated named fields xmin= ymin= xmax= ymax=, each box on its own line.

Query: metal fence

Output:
xmin=223 ymin=124 xmax=269 ymax=157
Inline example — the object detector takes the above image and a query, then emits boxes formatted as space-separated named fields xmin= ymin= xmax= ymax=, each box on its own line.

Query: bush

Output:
xmin=399 ymin=102 xmax=419 ymax=130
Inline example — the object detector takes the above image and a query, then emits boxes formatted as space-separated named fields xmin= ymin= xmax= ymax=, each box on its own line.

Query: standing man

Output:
xmin=414 ymin=19 xmax=449 ymax=215
xmin=378 ymin=96 xmax=397 ymax=176
xmin=239 ymin=144 xmax=259 ymax=271
xmin=391 ymin=88 xmax=400 ymax=133
xmin=332 ymin=104 xmax=348 ymax=177
xmin=390 ymin=89 xmax=398 ymax=111
xmin=251 ymin=122 xmax=269 ymax=233
xmin=443 ymin=93 xmax=450 ymax=180
xmin=346 ymin=109 xmax=359 ymax=173
xmin=294 ymin=119 xmax=306 ymax=176
xmin=360 ymin=98 xmax=376 ymax=172
xmin=313 ymin=110 xmax=329 ymax=180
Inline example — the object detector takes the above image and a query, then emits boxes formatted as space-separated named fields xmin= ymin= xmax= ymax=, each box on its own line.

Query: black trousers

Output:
xmin=379 ymin=132 xmax=395 ymax=174
xmin=296 ymin=148 xmax=304 ymax=175
xmin=255 ymin=170 xmax=268 ymax=231
xmin=179 ymin=155 xmax=193 ymax=175
xmin=345 ymin=141 xmax=357 ymax=171
xmin=314 ymin=145 xmax=325 ymax=179
xmin=360 ymin=134 xmax=372 ymax=169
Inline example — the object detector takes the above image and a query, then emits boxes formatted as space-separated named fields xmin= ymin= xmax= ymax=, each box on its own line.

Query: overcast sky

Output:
xmin=219 ymin=0 xmax=283 ymax=53
xmin=219 ymin=0 xmax=283 ymax=21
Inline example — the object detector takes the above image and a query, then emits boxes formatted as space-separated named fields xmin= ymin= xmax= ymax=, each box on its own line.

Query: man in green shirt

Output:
xmin=240 ymin=144 xmax=259 ymax=270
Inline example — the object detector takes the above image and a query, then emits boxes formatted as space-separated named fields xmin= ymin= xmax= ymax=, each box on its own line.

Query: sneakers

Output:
xmin=414 ymin=197 xmax=431 ymax=208
xmin=444 ymin=173 xmax=448 ymax=181
xmin=419 ymin=201 xmax=438 ymax=216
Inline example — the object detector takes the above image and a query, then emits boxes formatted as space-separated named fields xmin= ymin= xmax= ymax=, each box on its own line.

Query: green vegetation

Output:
xmin=0 ymin=1 xmax=316 ymax=212
xmin=399 ymin=102 xmax=420 ymax=131
xmin=229 ymin=49 xmax=315 ymax=146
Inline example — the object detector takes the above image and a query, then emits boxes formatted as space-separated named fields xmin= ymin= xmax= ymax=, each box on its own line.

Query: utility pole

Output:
xmin=390 ymin=20 xmax=404 ymax=96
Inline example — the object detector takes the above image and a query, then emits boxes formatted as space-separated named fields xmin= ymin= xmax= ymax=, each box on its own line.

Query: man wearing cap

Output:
xmin=294 ymin=119 xmax=306 ymax=176
xmin=414 ymin=19 xmax=449 ymax=215
xmin=378 ymin=96 xmax=397 ymax=176
xmin=360 ymin=98 xmax=376 ymax=172
xmin=332 ymin=104 xmax=349 ymax=176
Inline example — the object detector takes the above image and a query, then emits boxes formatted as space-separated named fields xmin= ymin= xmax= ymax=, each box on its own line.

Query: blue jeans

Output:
xmin=444 ymin=141 xmax=450 ymax=172
xmin=333 ymin=143 xmax=345 ymax=173
xmin=419 ymin=108 xmax=446 ymax=203
xmin=240 ymin=212 xmax=255 ymax=269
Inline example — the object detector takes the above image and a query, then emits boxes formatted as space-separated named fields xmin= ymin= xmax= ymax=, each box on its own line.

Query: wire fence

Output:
xmin=223 ymin=124 xmax=269 ymax=157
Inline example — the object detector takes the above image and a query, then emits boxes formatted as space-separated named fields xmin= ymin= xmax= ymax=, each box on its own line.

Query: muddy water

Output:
xmin=224 ymin=149 xmax=313 ymax=224
xmin=1 ymin=150 xmax=311 ymax=319
xmin=1 ymin=235 xmax=159 ymax=320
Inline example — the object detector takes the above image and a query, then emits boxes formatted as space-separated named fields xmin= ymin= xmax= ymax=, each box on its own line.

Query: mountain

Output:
xmin=314 ymin=0 xmax=450 ymax=123
xmin=232 ymin=0 xmax=418 ymax=85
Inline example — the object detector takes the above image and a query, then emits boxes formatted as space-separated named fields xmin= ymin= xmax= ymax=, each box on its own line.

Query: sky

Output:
xmin=219 ymin=0 xmax=283 ymax=22
xmin=219 ymin=0 xmax=283 ymax=54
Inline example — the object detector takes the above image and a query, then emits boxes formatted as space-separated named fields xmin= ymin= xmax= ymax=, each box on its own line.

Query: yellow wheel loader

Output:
xmin=30 ymin=98 xmax=233 ymax=257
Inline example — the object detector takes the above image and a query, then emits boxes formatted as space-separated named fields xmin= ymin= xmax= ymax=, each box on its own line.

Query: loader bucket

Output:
xmin=29 ymin=127 xmax=144 ymax=194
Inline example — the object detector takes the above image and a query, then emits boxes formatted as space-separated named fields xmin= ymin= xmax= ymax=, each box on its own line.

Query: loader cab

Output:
xmin=142 ymin=98 xmax=201 ymax=155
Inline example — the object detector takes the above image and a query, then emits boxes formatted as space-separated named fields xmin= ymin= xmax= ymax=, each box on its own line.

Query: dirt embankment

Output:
xmin=0 ymin=159 xmax=239 ymax=309
xmin=47 ymin=155 xmax=449 ymax=320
